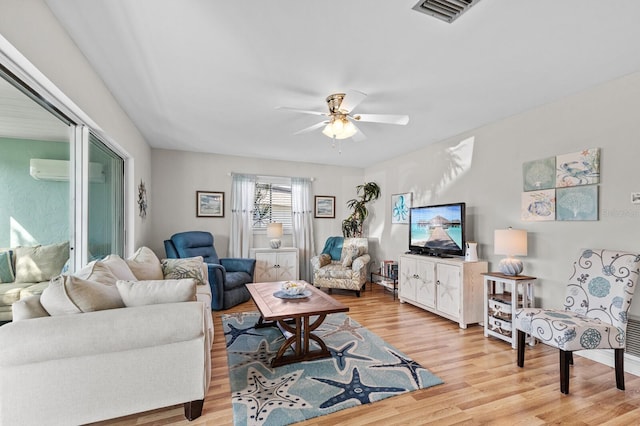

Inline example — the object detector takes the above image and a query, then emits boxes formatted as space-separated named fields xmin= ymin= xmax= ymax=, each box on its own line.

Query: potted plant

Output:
xmin=342 ymin=182 xmax=381 ymax=238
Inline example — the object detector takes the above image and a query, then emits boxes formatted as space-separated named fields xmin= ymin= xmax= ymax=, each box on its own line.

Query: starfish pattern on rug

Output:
xmin=312 ymin=367 xmax=406 ymax=409
xmin=224 ymin=323 xmax=262 ymax=348
xmin=233 ymin=366 xmax=309 ymax=426
xmin=371 ymin=348 xmax=427 ymax=387
xmin=328 ymin=341 xmax=373 ymax=372
xmin=229 ymin=339 xmax=279 ymax=370
xmin=321 ymin=316 xmax=364 ymax=340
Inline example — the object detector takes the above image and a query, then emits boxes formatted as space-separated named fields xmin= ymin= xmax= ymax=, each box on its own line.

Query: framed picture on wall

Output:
xmin=391 ymin=192 xmax=412 ymax=224
xmin=196 ymin=191 xmax=224 ymax=217
xmin=314 ymin=196 xmax=335 ymax=218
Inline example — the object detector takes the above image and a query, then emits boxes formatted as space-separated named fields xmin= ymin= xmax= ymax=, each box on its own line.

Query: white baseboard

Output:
xmin=575 ymin=350 xmax=640 ymax=377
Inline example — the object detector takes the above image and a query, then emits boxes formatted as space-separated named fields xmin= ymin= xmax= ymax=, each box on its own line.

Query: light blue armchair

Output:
xmin=164 ymin=231 xmax=255 ymax=310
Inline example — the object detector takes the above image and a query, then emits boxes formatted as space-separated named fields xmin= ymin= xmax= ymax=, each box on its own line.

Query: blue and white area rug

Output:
xmin=222 ymin=312 xmax=443 ymax=426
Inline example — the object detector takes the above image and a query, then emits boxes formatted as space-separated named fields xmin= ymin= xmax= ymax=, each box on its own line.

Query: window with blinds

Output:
xmin=253 ymin=179 xmax=292 ymax=231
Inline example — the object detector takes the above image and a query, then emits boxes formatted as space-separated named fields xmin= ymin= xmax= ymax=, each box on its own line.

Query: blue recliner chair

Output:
xmin=164 ymin=231 xmax=256 ymax=311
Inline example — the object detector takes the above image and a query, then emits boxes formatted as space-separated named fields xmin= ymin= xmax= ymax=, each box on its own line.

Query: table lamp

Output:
xmin=267 ymin=222 xmax=283 ymax=249
xmin=494 ymin=227 xmax=527 ymax=276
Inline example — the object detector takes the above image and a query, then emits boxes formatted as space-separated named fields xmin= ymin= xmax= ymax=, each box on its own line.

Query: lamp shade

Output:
xmin=266 ymin=222 xmax=283 ymax=238
xmin=494 ymin=228 xmax=527 ymax=275
xmin=322 ymin=117 xmax=357 ymax=140
xmin=494 ymin=228 xmax=527 ymax=256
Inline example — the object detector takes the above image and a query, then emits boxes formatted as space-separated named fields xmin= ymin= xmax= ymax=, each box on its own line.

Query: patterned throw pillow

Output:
xmin=342 ymin=245 xmax=363 ymax=267
xmin=0 ymin=250 xmax=15 ymax=283
xmin=161 ymin=256 xmax=207 ymax=286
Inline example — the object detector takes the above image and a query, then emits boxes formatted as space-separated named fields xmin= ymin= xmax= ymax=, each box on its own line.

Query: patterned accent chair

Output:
xmin=514 ymin=249 xmax=640 ymax=394
xmin=164 ymin=231 xmax=256 ymax=311
xmin=310 ymin=238 xmax=370 ymax=297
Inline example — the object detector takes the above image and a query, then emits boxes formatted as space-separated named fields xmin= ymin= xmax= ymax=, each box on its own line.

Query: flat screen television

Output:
xmin=409 ymin=202 xmax=466 ymax=257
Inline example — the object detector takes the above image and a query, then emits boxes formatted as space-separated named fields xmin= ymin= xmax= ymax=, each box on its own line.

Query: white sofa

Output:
xmin=0 ymin=248 xmax=213 ymax=425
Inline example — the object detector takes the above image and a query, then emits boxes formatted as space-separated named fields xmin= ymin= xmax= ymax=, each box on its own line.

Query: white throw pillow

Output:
xmin=14 ymin=241 xmax=69 ymax=283
xmin=75 ymin=260 xmax=119 ymax=286
xmin=116 ymin=279 xmax=197 ymax=307
xmin=101 ymin=254 xmax=137 ymax=281
xmin=161 ymin=256 xmax=207 ymax=285
xmin=126 ymin=247 xmax=163 ymax=280
xmin=40 ymin=275 xmax=124 ymax=316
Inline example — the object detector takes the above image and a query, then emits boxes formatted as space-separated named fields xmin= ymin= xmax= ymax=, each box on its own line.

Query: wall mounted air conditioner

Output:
xmin=29 ymin=159 xmax=105 ymax=183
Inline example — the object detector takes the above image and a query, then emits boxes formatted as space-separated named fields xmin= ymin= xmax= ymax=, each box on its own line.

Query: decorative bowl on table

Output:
xmin=281 ymin=281 xmax=307 ymax=296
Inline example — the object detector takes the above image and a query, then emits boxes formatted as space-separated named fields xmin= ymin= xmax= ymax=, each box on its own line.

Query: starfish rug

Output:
xmin=222 ymin=311 xmax=443 ymax=426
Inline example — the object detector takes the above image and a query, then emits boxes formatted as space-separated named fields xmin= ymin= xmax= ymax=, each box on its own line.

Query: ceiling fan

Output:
xmin=277 ymin=90 xmax=409 ymax=143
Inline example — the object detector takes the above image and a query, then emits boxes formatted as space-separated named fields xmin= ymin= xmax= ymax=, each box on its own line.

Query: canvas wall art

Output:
xmin=523 ymin=156 xmax=555 ymax=191
xmin=556 ymin=148 xmax=600 ymax=187
xmin=521 ymin=189 xmax=556 ymax=221
xmin=556 ymin=186 xmax=598 ymax=221
xmin=391 ymin=192 xmax=412 ymax=224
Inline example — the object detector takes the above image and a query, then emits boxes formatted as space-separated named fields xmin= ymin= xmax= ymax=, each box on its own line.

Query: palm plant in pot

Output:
xmin=342 ymin=182 xmax=381 ymax=238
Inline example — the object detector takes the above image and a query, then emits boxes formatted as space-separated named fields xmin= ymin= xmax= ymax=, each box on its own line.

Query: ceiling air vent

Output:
xmin=412 ymin=0 xmax=482 ymax=23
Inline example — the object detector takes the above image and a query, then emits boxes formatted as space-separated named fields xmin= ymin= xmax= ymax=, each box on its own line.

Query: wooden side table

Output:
xmin=482 ymin=272 xmax=537 ymax=349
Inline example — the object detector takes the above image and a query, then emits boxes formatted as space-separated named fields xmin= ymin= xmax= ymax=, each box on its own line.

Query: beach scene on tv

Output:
xmin=410 ymin=205 xmax=463 ymax=251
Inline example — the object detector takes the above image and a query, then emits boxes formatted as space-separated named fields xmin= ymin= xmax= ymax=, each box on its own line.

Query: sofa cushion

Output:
xmin=315 ymin=263 xmax=354 ymax=280
xmin=116 ymin=279 xmax=197 ymax=307
xmin=161 ymin=257 xmax=206 ymax=286
xmin=0 ymin=250 xmax=15 ymax=283
xmin=20 ymin=282 xmax=49 ymax=299
xmin=0 ymin=282 xmax=28 ymax=306
xmin=14 ymin=241 xmax=69 ymax=283
xmin=40 ymin=274 xmax=125 ymax=316
xmin=101 ymin=254 xmax=137 ymax=281
xmin=126 ymin=247 xmax=163 ymax=280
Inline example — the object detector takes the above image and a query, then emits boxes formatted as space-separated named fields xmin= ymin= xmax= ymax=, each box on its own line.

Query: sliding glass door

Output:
xmin=87 ymin=132 xmax=124 ymax=259
xmin=1 ymin=63 xmax=127 ymax=271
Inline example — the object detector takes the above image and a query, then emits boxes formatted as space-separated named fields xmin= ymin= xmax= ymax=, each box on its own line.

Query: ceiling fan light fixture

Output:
xmin=322 ymin=117 xmax=357 ymax=140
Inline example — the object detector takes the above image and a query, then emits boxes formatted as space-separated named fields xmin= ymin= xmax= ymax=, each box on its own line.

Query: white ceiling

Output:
xmin=41 ymin=0 xmax=640 ymax=167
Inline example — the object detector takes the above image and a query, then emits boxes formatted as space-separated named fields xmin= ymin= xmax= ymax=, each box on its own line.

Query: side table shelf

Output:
xmin=482 ymin=272 xmax=537 ymax=349
xmin=370 ymin=271 xmax=398 ymax=300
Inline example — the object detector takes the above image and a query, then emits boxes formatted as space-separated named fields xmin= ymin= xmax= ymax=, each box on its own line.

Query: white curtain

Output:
xmin=230 ymin=174 xmax=256 ymax=258
xmin=291 ymin=177 xmax=315 ymax=282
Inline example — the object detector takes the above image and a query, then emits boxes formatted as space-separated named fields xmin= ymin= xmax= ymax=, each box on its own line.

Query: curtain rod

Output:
xmin=228 ymin=172 xmax=315 ymax=182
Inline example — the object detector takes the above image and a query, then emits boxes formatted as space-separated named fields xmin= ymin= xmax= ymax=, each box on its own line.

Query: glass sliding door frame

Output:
xmin=1 ymin=35 xmax=132 ymax=271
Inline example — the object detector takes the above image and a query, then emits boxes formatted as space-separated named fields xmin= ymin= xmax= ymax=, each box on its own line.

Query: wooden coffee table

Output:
xmin=246 ymin=281 xmax=349 ymax=367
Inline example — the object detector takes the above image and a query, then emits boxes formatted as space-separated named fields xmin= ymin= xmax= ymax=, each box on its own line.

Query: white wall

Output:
xmin=150 ymin=149 xmax=364 ymax=258
xmin=365 ymin=71 xmax=640 ymax=316
xmin=0 ymin=0 xmax=152 ymax=252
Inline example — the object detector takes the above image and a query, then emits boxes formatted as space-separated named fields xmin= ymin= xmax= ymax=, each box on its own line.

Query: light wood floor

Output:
xmin=94 ymin=284 xmax=640 ymax=425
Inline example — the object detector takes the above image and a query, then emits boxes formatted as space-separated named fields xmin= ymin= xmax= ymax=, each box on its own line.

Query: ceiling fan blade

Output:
xmin=293 ymin=121 xmax=327 ymax=135
xmin=351 ymin=124 xmax=366 ymax=142
xmin=353 ymin=114 xmax=409 ymax=125
xmin=276 ymin=106 xmax=327 ymax=116
xmin=339 ymin=90 xmax=367 ymax=113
